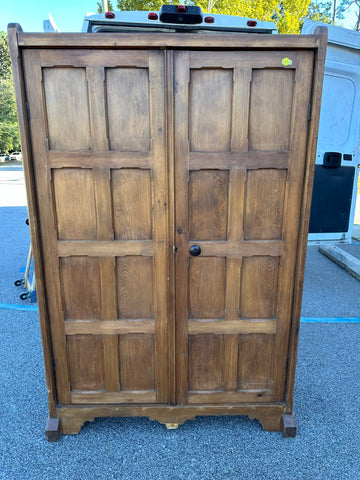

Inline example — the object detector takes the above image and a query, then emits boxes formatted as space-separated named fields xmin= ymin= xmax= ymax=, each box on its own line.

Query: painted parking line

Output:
xmin=0 ymin=302 xmax=39 ymax=312
xmin=301 ymin=317 xmax=360 ymax=323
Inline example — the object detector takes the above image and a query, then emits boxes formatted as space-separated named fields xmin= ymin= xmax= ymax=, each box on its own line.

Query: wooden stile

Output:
xmin=8 ymin=23 xmax=327 ymax=439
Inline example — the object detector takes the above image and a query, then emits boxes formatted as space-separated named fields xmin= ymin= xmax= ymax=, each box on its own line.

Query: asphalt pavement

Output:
xmin=0 ymin=164 xmax=359 ymax=480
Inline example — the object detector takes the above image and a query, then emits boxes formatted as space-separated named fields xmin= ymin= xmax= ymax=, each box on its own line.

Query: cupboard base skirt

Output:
xmin=52 ymin=404 xmax=294 ymax=438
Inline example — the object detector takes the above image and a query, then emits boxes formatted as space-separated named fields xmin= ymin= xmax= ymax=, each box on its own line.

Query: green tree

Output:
xmin=305 ymin=1 xmax=332 ymax=23
xmin=0 ymin=78 xmax=17 ymax=122
xmin=97 ymin=0 xmax=114 ymax=12
xmin=0 ymin=31 xmax=20 ymax=153
xmin=338 ymin=0 xmax=360 ymax=30
xmin=197 ymin=0 xmax=279 ymax=23
xmin=97 ymin=0 xmax=173 ymax=12
xmin=273 ymin=0 xmax=311 ymax=32
xmin=96 ymin=0 xmax=312 ymax=33
xmin=0 ymin=31 xmax=12 ymax=79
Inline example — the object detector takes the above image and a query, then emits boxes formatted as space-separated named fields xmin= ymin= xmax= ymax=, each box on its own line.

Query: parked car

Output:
xmin=0 ymin=153 xmax=10 ymax=162
xmin=9 ymin=151 xmax=22 ymax=161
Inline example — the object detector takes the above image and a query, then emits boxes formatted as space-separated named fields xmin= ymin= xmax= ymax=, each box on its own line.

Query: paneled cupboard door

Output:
xmin=23 ymin=47 xmax=314 ymax=409
xmin=174 ymin=51 xmax=314 ymax=404
xmin=23 ymin=49 xmax=169 ymax=405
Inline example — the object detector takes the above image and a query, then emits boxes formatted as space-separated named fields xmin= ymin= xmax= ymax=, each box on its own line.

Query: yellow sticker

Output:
xmin=282 ymin=57 xmax=292 ymax=66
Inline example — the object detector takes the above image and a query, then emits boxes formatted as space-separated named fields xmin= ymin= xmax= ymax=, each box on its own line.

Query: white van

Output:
xmin=80 ymin=7 xmax=277 ymax=34
xmin=302 ymin=20 xmax=360 ymax=243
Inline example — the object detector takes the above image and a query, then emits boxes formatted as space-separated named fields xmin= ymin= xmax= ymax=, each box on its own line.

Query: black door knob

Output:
xmin=189 ymin=245 xmax=201 ymax=256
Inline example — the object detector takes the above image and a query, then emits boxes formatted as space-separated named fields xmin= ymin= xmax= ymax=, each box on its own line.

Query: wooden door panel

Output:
xmin=238 ymin=334 xmax=275 ymax=390
xmin=244 ymin=169 xmax=287 ymax=240
xmin=187 ymin=333 xmax=275 ymax=393
xmin=116 ymin=256 xmax=154 ymax=319
xmin=111 ymin=169 xmax=152 ymax=240
xmin=67 ymin=335 xmax=105 ymax=391
xmin=119 ymin=334 xmax=155 ymax=391
xmin=240 ymin=256 xmax=280 ymax=319
xmin=188 ymin=257 xmax=226 ymax=319
xmin=60 ymin=257 xmax=102 ymax=320
xmin=189 ymin=334 xmax=224 ymax=391
xmin=52 ymin=168 xmax=97 ymax=240
xmin=189 ymin=69 xmax=233 ymax=152
xmin=24 ymin=49 xmax=168 ymax=404
xmin=43 ymin=67 xmax=91 ymax=150
xmin=189 ymin=170 xmax=229 ymax=241
xmin=106 ymin=67 xmax=150 ymax=152
xmin=175 ymin=50 xmax=314 ymax=404
xmin=248 ymin=69 xmax=294 ymax=152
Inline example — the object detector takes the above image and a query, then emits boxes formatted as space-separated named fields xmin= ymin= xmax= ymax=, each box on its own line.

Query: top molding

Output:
xmin=8 ymin=23 xmax=327 ymax=51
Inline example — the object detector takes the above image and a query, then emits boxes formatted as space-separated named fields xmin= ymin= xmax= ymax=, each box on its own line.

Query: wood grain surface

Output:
xmin=9 ymin=24 xmax=327 ymax=435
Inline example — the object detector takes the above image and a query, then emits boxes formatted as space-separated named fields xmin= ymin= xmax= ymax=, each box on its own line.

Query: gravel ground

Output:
xmin=302 ymin=245 xmax=360 ymax=318
xmin=0 ymin=314 xmax=359 ymax=480
xmin=0 ymin=165 xmax=31 ymax=305
xmin=338 ymin=243 xmax=360 ymax=259
xmin=1 ymin=164 xmax=360 ymax=479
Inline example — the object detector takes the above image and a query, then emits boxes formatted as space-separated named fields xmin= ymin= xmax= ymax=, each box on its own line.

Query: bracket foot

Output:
xmin=45 ymin=417 xmax=61 ymax=442
xmin=282 ymin=414 xmax=296 ymax=438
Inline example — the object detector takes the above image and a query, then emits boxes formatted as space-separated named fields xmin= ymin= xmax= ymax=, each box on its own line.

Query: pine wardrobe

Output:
xmin=8 ymin=24 xmax=327 ymax=440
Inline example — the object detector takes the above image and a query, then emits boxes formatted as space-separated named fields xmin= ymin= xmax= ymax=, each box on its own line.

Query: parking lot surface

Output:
xmin=0 ymin=165 xmax=359 ymax=480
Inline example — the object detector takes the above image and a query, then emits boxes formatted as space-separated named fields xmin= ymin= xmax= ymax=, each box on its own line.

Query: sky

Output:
xmin=0 ymin=0 xmax=358 ymax=33
xmin=0 ymin=0 xmax=100 ymax=33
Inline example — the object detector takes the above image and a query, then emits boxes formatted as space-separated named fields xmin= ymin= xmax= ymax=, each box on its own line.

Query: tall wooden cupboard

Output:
xmin=8 ymin=24 xmax=327 ymax=440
